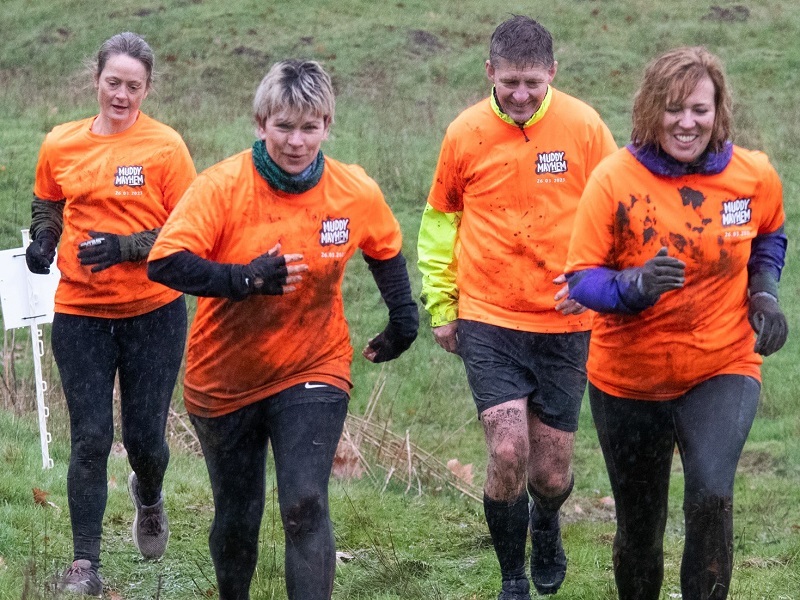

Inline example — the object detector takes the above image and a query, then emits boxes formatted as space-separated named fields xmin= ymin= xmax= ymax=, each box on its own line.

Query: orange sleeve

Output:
xmin=426 ymin=129 xmax=465 ymax=213
xmin=756 ymin=155 xmax=785 ymax=234
xmin=160 ymin=140 xmax=197 ymax=213
xmin=586 ymin=120 xmax=619 ymax=178
xmin=565 ymin=166 xmax=617 ymax=272
xmin=150 ymin=172 xmax=229 ymax=260
xmin=33 ymin=134 xmax=65 ymax=201
xmin=359 ymin=180 xmax=403 ymax=260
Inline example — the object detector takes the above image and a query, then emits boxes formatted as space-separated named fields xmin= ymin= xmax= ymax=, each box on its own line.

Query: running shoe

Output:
xmin=529 ymin=503 xmax=567 ymax=595
xmin=128 ymin=472 xmax=169 ymax=559
xmin=56 ymin=559 xmax=102 ymax=596
xmin=498 ymin=577 xmax=531 ymax=600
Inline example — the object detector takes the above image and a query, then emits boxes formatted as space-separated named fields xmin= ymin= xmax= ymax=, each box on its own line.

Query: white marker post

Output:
xmin=0 ymin=230 xmax=60 ymax=469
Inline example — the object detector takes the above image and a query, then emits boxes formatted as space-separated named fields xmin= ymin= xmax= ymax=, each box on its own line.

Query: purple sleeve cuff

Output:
xmin=566 ymin=267 xmax=656 ymax=314
xmin=748 ymin=227 xmax=786 ymax=282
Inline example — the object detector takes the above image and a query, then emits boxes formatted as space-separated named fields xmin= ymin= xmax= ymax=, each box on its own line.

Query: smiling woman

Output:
xmin=658 ymin=75 xmax=715 ymax=163
xmin=565 ymin=46 xmax=788 ymax=600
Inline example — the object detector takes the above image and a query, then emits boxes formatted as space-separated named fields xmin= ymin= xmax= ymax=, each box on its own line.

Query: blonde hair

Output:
xmin=631 ymin=46 xmax=732 ymax=152
xmin=253 ymin=60 xmax=335 ymax=127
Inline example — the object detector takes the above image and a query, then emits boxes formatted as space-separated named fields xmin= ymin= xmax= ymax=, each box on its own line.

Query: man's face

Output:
xmin=486 ymin=58 xmax=557 ymax=124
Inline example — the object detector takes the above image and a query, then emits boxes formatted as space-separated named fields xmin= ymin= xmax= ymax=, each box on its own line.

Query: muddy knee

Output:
xmin=282 ymin=494 xmax=327 ymax=537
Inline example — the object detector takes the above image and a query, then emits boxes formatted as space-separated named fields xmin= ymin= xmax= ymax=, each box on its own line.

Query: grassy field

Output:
xmin=1 ymin=0 xmax=799 ymax=598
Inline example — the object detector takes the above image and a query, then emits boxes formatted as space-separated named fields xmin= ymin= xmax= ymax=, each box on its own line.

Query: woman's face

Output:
xmin=95 ymin=53 xmax=149 ymax=134
xmin=257 ymin=110 xmax=330 ymax=174
xmin=658 ymin=75 xmax=716 ymax=163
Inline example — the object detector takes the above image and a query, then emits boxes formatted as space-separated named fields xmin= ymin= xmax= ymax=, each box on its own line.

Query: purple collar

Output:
xmin=627 ymin=142 xmax=733 ymax=177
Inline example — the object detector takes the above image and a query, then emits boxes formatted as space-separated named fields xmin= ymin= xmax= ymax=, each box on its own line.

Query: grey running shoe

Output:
xmin=129 ymin=472 xmax=169 ymax=559
xmin=56 ymin=559 xmax=102 ymax=596
xmin=498 ymin=577 xmax=531 ymax=600
xmin=530 ymin=506 xmax=567 ymax=595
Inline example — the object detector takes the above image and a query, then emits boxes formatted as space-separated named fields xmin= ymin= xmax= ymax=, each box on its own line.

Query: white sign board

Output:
xmin=0 ymin=247 xmax=59 ymax=329
xmin=0 ymin=231 xmax=59 ymax=468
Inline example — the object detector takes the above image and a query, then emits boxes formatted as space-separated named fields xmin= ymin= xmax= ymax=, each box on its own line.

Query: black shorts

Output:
xmin=457 ymin=319 xmax=589 ymax=432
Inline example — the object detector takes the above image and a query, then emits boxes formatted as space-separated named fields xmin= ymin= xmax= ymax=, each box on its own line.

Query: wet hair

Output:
xmin=253 ymin=60 xmax=335 ymax=127
xmin=94 ymin=32 xmax=155 ymax=88
xmin=631 ymin=46 xmax=732 ymax=152
xmin=489 ymin=15 xmax=554 ymax=68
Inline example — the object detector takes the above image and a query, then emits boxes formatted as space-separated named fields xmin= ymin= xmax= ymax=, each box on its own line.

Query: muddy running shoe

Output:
xmin=129 ymin=472 xmax=169 ymax=559
xmin=498 ymin=577 xmax=531 ymax=600
xmin=529 ymin=505 xmax=567 ymax=595
xmin=56 ymin=559 xmax=102 ymax=596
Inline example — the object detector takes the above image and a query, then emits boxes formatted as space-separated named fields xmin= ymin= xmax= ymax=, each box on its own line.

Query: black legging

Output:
xmin=589 ymin=374 xmax=760 ymax=600
xmin=189 ymin=385 xmax=348 ymax=600
xmin=51 ymin=297 xmax=187 ymax=568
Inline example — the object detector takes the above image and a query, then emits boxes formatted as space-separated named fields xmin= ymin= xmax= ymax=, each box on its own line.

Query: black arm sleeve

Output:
xmin=363 ymin=251 xmax=419 ymax=340
xmin=119 ymin=228 xmax=162 ymax=262
xmin=30 ymin=196 xmax=65 ymax=241
xmin=148 ymin=250 xmax=250 ymax=300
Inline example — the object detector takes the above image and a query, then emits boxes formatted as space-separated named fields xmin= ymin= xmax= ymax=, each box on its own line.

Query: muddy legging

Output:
xmin=189 ymin=384 xmax=348 ymax=600
xmin=589 ymin=374 xmax=760 ymax=600
xmin=51 ymin=296 xmax=187 ymax=568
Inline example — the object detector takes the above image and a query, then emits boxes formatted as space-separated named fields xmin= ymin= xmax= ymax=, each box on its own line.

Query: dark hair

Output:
xmin=631 ymin=46 xmax=732 ymax=152
xmin=489 ymin=15 xmax=554 ymax=68
xmin=95 ymin=32 xmax=155 ymax=88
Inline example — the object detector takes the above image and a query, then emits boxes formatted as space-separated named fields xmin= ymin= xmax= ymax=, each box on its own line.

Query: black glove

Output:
xmin=77 ymin=231 xmax=122 ymax=272
xmin=242 ymin=250 xmax=289 ymax=295
xmin=26 ymin=232 xmax=58 ymax=274
xmin=366 ymin=323 xmax=417 ymax=363
xmin=637 ymin=247 xmax=686 ymax=301
xmin=748 ymin=292 xmax=788 ymax=356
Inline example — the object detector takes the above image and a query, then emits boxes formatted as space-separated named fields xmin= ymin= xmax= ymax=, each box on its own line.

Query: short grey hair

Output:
xmin=253 ymin=59 xmax=335 ymax=127
xmin=489 ymin=15 xmax=554 ymax=68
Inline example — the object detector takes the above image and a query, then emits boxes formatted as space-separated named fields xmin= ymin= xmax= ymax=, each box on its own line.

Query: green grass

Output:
xmin=2 ymin=0 xmax=800 ymax=598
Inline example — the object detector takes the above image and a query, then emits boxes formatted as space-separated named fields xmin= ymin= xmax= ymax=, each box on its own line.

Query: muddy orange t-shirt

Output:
xmin=150 ymin=150 xmax=403 ymax=417
xmin=34 ymin=112 xmax=196 ymax=317
xmin=565 ymin=146 xmax=784 ymax=400
xmin=427 ymin=88 xmax=617 ymax=333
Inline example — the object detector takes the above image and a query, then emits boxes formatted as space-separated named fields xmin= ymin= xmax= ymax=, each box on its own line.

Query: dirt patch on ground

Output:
xmin=407 ymin=29 xmax=445 ymax=56
xmin=37 ymin=27 xmax=71 ymax=44
xmin=232 ymin=45 xmax=270 ymax=66
xmin=702 ymin=5 xmax=750 ymax=22
xmin=737 ymin=449 xmax=777 ymax=475
xmin=563 ymin=495 xmax=616 ymax=524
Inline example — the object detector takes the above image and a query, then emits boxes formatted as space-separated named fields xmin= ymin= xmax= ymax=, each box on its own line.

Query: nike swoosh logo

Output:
xmin=304 ymin=382 xmax=327 ymax=389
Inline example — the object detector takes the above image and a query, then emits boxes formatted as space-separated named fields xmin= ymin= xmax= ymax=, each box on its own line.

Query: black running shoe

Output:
xmin=498 ymin=577 xmax=531 ymax=600
xmin=529 ymin=506 xmax=567 ymax=595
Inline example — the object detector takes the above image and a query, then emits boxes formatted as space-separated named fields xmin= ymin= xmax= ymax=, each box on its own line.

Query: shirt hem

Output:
xmin=54 ymin=289 xmax=182 ymax=319
xmin=458 ymin=307 xmax=592 ymax=334
xmin=588 ymin=365 xmax=762 ymax=401
xmin=184 ymin=372 xmax=353 ymax=418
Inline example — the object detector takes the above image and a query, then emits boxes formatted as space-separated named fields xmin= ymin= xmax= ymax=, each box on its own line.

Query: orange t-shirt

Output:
xmin=565 ymin=146 xmax=785 ymax=400
xmin=150 ymin=150 xmax=403 ymax=417
xmin=33 ymin=112 xmax=196 ymax=318
xmin=427 ymin=88 xmax=617 ymax=333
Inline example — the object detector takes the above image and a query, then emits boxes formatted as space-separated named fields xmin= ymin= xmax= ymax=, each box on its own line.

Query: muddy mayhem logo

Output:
xmin=721 ymin=197 xmax=752 ymax=227
xmin=114 ymin=165 xmax=145 ymax=187
xmin=535 ymin=151 xmax=568 ymax=174
xmin=320 ymin=217 xmax=350 ymax=246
